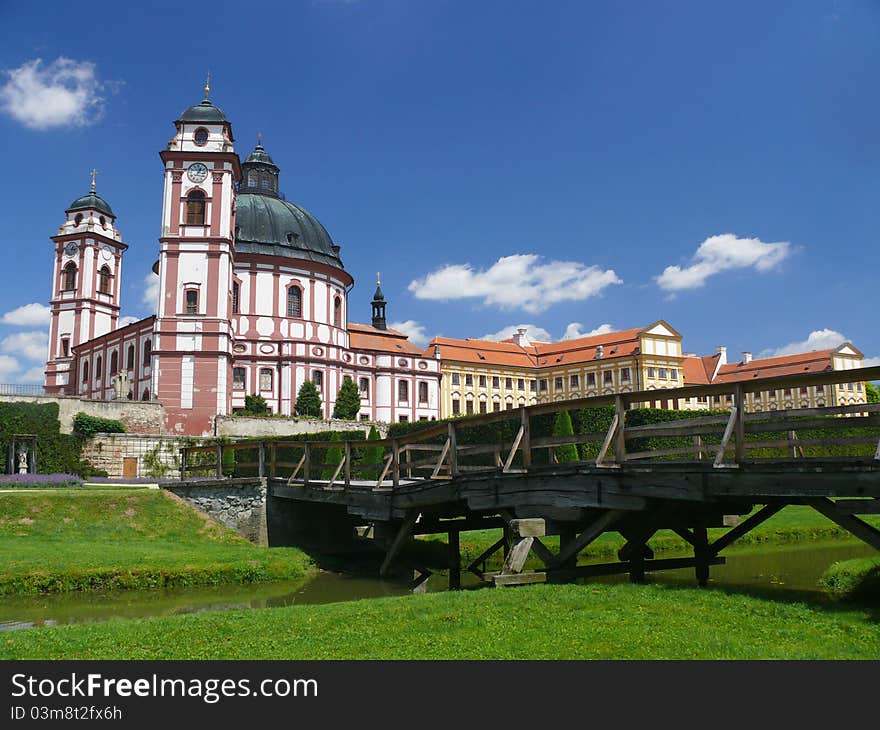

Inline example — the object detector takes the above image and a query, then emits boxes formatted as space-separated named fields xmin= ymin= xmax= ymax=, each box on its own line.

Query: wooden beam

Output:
xmin=520 ymin=407 xmax=532 ymax=470
xmin=734 ymin=384 xmax=745 ymax=463
xmin=501 ymin=536 xmax=534 ymax=574
xmin=613 ymin=396 xmax=626 ymax=464
xmin=448 ymin=528 xmax=461 ymax=590
xmin=448 ymin=422 xmax=459 ymax=477
xmin=806 ymin=498 xmax=880 ymax=551
xmin=714 ymin=405 xmax=738 ymax=468
xmin=466 ymin=537 xmax=506 ymax=578
xmin=554 ymin=510 xmax=624 ymax=566
xmin=833 ymin=499 xmax=880 ymax=515
xmin=431 ymin=437 xmax=451 ymax=479
xmin=493 ymin=571 xmax=546 ymax=587
xmin=708 ymin=502 xmax=785 ymax=555
xmin=595 ymin=413 xmax=619 ymax=467
xmin=379 ymin=511 xmax=419 ymax=576
xmin=503 ymin=425 xmax=525 ymax=473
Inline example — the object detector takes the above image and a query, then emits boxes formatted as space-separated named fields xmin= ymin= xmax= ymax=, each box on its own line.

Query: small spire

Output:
xmin=377 ymin=271 xmax=381 ymax=286
xmin=89 ymin=168 xmax=98 ymax=192
xmin=257 ymin=131 xmax=262 ymax=146
xmin=204 ymin=71 xmax=211 ymax=99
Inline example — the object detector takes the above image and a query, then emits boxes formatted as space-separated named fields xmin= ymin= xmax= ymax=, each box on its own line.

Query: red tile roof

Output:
xmin=349 ymin=322 xmax=424 ymax=355
xmin=713 ymin=350 xmax=835 ymax=384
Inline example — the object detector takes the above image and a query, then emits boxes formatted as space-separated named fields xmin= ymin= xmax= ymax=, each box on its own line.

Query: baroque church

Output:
xmin=43 ymin=85 xmax=441 ymax=435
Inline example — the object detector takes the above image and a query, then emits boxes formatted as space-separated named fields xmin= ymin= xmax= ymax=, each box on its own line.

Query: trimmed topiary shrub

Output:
xmin=295 ymin=381 xmax=322 ymax=418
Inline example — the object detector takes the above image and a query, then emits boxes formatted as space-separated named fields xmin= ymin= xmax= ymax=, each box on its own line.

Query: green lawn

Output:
xmin=0 ymin=490 xmax=313 ymax=594
xmin=3 ymin=582 xmax=878 ymax=660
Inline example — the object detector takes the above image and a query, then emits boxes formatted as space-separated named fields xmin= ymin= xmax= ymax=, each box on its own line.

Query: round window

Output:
xmin=194 ymin=128 xmax=209 ymax=146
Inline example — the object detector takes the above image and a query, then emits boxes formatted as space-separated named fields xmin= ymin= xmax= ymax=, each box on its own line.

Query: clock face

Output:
xmin=64 ymin=242 xmax=78 ymax=256
xmin=187 ymin=163 xmax=208 ymax=183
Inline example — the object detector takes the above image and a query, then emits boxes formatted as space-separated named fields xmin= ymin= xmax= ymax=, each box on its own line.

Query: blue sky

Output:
xmin=0 ymin=0 xmax=877 ymax=382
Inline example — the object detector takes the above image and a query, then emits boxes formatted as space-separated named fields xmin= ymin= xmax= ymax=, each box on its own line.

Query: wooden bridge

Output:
xmin=181 ymin=366 xmax=880 ymax=589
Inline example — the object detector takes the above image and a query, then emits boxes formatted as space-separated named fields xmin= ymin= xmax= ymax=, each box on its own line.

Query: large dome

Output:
xmin=177 ymin=98 xmax=228 ymax=124
xmin=235 ymin=192 xmax=342 ymax=268
xmin=67 ymin=191 xmax=114 ymax=217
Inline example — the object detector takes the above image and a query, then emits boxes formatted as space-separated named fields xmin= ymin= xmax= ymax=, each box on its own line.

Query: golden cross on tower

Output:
xmin=89 ymin=168 xmax=98 ymax=192
xmin=204 ymin=71 xmax=211 ymax=99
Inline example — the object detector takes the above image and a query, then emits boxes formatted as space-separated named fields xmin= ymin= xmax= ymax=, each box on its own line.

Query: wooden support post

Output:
xmin=557 ymin=527 xmax=578 ymax=569
xmin=501 ymin=537 xmax=534 ymax=575
xmin=179 ymin=448 xmax=187 ymax=480
xmin=613 ymin=396 xmax=626 ymax=464
xmin=215 ymin=443 xmax=223 ymax=479
xmin=520 ymin=407 xmax=531 ymax=469
xmin=449 ymin=528 xmax=461 ymax=590
xmin=431 ymin=437 xmax=451 ymax=479
xmin=403 ymin=444 xmax=411 ymax=479
xmin=554 ymin=510 xmax=623 ymax=566
xmin=303 ymin=443 xmax=311 ymax=486
xmin=391 ymin=439 xmax=401 ymax=488
xmin=466 ymin=537 xmax=506 ymax=578
xmin=694 ymin=434 xmax=703 ymax=461
xmin=448 ymin=422 xmax=459 ymax=477
xmin=693 ymin=525 xmax=710 ymax=587
xmin=344 ymin=441 xmax=351 ymax=487
xmin=714 ymin=403 xmax=739 ymax=468
xmin=806 ymin=498 xmax=880 ymax=551
xmin=379 ymin=511 xmax=419 ymax=577
xmin=709 ymin=503 xmax=783 ymax=555
xmin=269 ymin=443 xmax=277 ymax=479
xmin=596 ymin=413 xmax=620 ymax=467
xmin=258 ymin=442 xmax=266 ymax=478
xmin=733 ymin=385 xmax=745 ymax=463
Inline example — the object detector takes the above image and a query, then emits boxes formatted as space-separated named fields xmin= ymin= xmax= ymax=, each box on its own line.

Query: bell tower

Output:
xmin=371 ymin=273 xmax=387 ymax=330
xmin=153 ymin=79 xmax=241 ymax=434
xmin=45 ymin=172 xmax=128 ymax=395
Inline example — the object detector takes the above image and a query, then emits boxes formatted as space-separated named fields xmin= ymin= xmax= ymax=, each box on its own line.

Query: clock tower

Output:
xmin=45 ymin=173 xmax=127 ymax=395
xmin=153 ymin=81 xmax=241 ymax=434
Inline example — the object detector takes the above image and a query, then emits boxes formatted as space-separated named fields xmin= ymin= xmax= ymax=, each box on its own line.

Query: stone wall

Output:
xmin=0 ymin=394 xmax=164 ymax=435
xmin=164 ymin=478 xmax=267 ymax=545
xmin=215 ymin=415 xmax=385 ymax=439
xmin=81 ymin=434 xmax=187 ymax=479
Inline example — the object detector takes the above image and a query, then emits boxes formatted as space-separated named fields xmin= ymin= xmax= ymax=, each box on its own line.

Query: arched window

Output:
xmin=398 ymin=380 xmax=409 ymax=403
xmin=312 ymin=371 xmax=323 ymax=388
xmin=81 ymin=360 xmax=89 ymax=383
xmin=99 ymin=216 xmax=106 ymax=228
xmin=418 ymin=381 xmax=429 ymax=403
xmin=260 ymin=368 xmax=273 ymax=391
xmin=232 ymin=281 xmax=239 ymax=313
xmin=142 ymin=388 xmax=150 ymax=401
xmin=287 ymin=286 xmax=302 ymax=317
xmin=126 ymin=345 xmax=134 ymax=370
xmin=359 ymin=377 xmax=369 ymax=398
xmin=95 ymin=355 xmax=103 ymax=381
xmin=247 ymin=172 xmax=257 ymax=188
xmin=98 ymin=265 xmax=111 ymax=294
xmin=334 ymin=296 xmax=342 ymax=328
xmin=63 ymin=262 xmax=77 ymax=291
xmin=185 ymin=289 xmax=198 ymax=315
xmin=186 ymin=189 xmax=206 ymax=225
xmin=142 ymin=340 xmax=151 ymax=367
xmin=74 ymin=214 xmax=83 ymax=226
xmin=110 ymin=350 xmax=118 ymax=375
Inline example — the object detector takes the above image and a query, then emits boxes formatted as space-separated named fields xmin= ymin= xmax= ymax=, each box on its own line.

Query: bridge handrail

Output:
xmin=178 ymin=365 xmax=880 ymax=482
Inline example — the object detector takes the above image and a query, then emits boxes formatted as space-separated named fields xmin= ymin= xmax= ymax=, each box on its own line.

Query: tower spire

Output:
xmin=89 ymin=168 xmax=98 ymax=192
xmin=371 ymin=273 xmax=387 ymax=330
xmin=204 ymin=71 xmax=211 ymax=99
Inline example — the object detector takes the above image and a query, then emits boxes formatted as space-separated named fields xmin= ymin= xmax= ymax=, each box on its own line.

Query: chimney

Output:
xmin=512 ymin=327 xmax=530 ymax=347
xmin=433 ymin=344 xmax=441 ymax=359
xmin=595 ymin=345 xmax=604 ymax=359
xmin=716 ymin=345 xmax=727 ymax=365
xmin=742 ymin=351 xmax=752 ymax=364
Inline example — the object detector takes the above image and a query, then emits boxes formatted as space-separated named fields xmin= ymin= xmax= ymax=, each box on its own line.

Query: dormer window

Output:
xmin=194 ymin=127 xmax=209 ymax=146
xmin=186 ymin=189 xmax=206 ymax=225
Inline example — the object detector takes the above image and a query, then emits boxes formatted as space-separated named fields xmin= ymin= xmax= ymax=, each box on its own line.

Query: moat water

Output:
xmin=0 ymin=540 xmax=874 ymax=632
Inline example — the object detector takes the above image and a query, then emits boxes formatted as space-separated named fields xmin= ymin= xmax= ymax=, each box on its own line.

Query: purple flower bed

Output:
xmin=85 ymin=477 xmax=165 ymax=484
xmin=0 ymin=473 xmax=83 ymax=488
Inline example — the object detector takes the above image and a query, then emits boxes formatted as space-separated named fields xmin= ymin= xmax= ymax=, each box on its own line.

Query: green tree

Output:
xmin=295 ymin=381 xmax=323 ymax=418
xmin=552 ymin=410 xmax=579 ymax=463
xmin=359 ymin=425 xmax=383 ymax=479
xmin=866 ymin=382 xmax=880 ymax=404
xmin=243 ymin=394 xmax=269 ymax=416
xmin=333 ymin=376 xmax=362 ymax=420
xmin=323 ymin=444 xmax=344 ymax=480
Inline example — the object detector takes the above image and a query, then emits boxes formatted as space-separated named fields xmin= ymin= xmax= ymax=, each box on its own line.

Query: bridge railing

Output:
xmin=178 ymin=365 xmax=880 ymax=485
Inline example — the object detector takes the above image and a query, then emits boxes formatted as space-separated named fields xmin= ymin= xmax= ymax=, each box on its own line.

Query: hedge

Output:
xmin=0 ymin=402 xmax=99 ymax=477
xmin=72 ymin=412 xmax=126 ymax=438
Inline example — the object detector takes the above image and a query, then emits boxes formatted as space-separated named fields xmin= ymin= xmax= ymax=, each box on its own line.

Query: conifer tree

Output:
xmin=332 ymin=376 xmax=362 ymax=420
xmin=359 ymin=424 xmax=383 ymax=479
xmin=295 ymin=381 xmax=322 ymax=418
xmin=552 ymin=410 xmax=579 ymax=463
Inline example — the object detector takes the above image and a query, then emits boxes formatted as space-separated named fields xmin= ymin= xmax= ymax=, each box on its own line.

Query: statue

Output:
xmin=113 ymin=370 xmax=129 ymax=401
xmin=17 ymin=445 xmax=28 ymax=474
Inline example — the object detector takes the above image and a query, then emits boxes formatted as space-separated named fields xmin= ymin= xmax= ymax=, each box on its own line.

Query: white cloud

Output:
xmin=760 ymin=329 xmax=848 ymax=358
xmin=561 ymin=322 xmax=614 ymax=340
xmin=0 ymin=303 xmax=50 ymax=326
xmin=389 ymin=319 xmax=429 ymax=347
xmin=481 ymin=324 xmax=552 ymax=342
xmin=862 ymin=357 xmax=880 ymax=368
xmin=0 ymin=331 xmax=47 ymax=361
xmin=656 ymin=234 xmax=792 ymax=292
xmin=408 ymin=254 xmax=622 ymax=314
xmin=118 ymin=316 xmax=139 ymax=328
xmin=0 ymin=355 xmax=42 ymax=383
xmin=142 ymin=273 xmax=159 ymax=312
xmin=0 ymin=57 xmax=105 ymax=130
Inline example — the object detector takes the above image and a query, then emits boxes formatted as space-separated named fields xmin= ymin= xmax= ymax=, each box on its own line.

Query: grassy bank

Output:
xmin=821 ymin=556 xmax=880 ymax=600
xmin=414 ymin=505 xmax=880 ymax=570
xmin=0 ymin=490 xmax=313 ymax=594
xmin=3 ymin=582 xmax=877 ymax=660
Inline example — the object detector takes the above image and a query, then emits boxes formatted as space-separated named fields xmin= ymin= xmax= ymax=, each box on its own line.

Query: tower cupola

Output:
xmin=240 ymin=136 xmax=280 ymax=197
xmin=371 ymin=273 xmax=387 ymax=330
